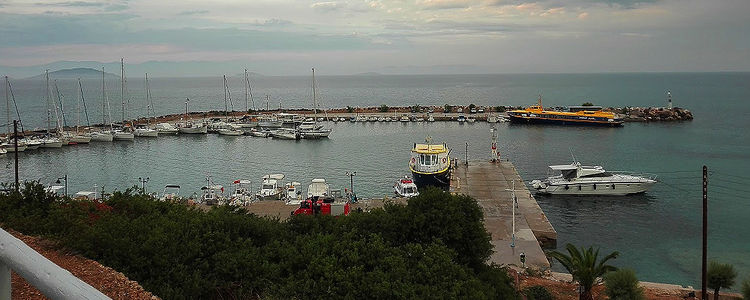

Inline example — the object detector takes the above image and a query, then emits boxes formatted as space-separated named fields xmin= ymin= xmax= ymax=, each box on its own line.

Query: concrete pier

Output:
xmin=451 ymin=160 xmax=557 ymax=269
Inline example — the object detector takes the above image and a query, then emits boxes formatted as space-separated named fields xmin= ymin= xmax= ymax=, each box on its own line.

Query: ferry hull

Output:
xmin=508 ymin=115 xmax=624 ymax=127
xmin=411 ymin=169 xmax=451 ymax=190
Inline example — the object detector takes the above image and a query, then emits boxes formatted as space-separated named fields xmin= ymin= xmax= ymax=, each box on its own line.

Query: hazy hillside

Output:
xmin=28 ymin=68 xmax=119 ymax=80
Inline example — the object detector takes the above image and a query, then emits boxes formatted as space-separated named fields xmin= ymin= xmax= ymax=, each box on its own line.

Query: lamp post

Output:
xmin=55 ymin=175 xmax=68 ymax=197
xmin=346 ymin=171 xmax=357 ymax=201
xmin=505 ymin=180 xmax=521 ymax=248
xmin=138 ymin=177 xmax=150 ymax=194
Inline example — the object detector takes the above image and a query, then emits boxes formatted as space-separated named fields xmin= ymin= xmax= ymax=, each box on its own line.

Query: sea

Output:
xmin=2 ymin=72 xmax=749 ymax=289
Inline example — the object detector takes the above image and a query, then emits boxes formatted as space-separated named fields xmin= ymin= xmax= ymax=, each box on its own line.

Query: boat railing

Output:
xmin=609 ymin=171 xmax=658 ymax=181
xmin=0 ymin=227 xmax=110 ymax=299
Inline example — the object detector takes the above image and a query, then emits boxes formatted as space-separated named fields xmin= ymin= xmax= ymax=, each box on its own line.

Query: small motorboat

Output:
xmin=218 ymin=127 xmax=243 ymax=136
xmin=229 ymin=180 xmax=254 ymax=206
xmin=530 ymin=162 xmax=657 ymax=196
xmin=467 ymin=117 xmax=476 ymax=123
xmin=285 ymin=182 xmax=303 ymax=205
xmin=457 ymin=115 xmax=466 ymax=123
xmin=160 ymin=184 xmax=180 ymax=201
xmin=394 ymin=177 xmax=419 ymax=198
xmin=200 ymin=184 xmax=225 ymax=205
xmin=400 ymin=114 xmax=410 ymax=122
xmin=155 ymin=123 xmax=179 ymax=134
xmin=134 ymin=124 xmax=158 ymax=137
xmin=307 ymin=178 xmax=330 ymax=199
xmin=256 ymin=174 xmax=285 ymax=200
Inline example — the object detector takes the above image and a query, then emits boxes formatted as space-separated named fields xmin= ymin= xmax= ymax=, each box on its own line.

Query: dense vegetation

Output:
xmin=0 ymin=183 xmax=516 ymax=299
xmin=603 ymin=269 xmax=645 ymax=300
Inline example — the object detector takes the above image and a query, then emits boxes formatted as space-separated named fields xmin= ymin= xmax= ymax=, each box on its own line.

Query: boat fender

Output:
xmin=564 ymin=185 xmax=569 ymax=190
xmin=410 ymin=157 xmax=415 ymax=164
xmin=442 ymin=157 xmax=447 ymax=164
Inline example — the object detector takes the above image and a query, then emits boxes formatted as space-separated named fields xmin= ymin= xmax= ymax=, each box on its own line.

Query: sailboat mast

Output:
xmin=121 ymin=58 xmax=125 ymax=125
xmin=79 ymin=79 xmax=90 ymax=127
xmin=5 ymin=76 xmax=9 ymax=136
xmin=223 ymin=75 xmax=228 ymax=119
xmin=244 ymin=69 xmax=248 ymax=112
xmin=54 ymin=80 xmax=65 ymax=132
xmin=76 ymin=78 xmax=81 ymax=133
xmin=312 ymin=68 xmax=317 ymax=120
xmin=46 ymin=70 xmax=51 ymax=135
xmin=102 ymin=67 xmax=106 ymax=127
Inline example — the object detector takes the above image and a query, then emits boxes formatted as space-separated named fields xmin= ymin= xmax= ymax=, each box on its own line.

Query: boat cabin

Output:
xmin=410 ymin=143 xmax=451 ymax=174
xmin=549 ymin=163 xmax=610 ymax=180
xmin=307 ymin=178 xmax=330 ymax=198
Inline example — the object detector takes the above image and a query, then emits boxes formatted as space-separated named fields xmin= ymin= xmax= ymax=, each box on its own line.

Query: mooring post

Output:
xmin=0 ymin=261 xmax=10 ymax=300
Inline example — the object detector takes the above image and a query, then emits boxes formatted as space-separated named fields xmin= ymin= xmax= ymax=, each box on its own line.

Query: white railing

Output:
xmin=0 ymin=227 xmax=110 ymax=300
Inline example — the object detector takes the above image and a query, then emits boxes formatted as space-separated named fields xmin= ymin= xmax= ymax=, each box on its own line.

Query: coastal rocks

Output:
xmin=607 ymin=107 xmax=693 ymax=122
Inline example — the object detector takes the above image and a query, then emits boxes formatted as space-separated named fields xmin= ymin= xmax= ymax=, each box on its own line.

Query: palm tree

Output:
xmin=549 ymin=243 xmax=619 ymax=300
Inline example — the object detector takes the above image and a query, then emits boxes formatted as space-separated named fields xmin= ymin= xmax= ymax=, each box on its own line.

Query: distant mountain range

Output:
xmin=27 ymin=68 xmax=119 ymax=80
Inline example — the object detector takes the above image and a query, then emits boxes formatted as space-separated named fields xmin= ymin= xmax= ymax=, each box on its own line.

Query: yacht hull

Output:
xmin=113 ymin=132 xmax=135 ymax=140
xmin=534 ymin=181 xmax=656 ymax=196
xmin=179 ymin=126 xmax=208 ymax=134
xmin=69 ymin=136 xmax=92 ymax=143
xmin=90 ymin=132 xmax=114 ymax=142
xmin=411 ymin=169 xmax=451 ymax=190
xmin=134 ymin=129 xmax=159 ymax=137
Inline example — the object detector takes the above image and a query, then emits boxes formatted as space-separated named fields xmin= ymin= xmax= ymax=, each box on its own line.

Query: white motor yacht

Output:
xmin=356 ymin=115 xmax=368 ymax=122
xmin=271 ymin=128 xmax=299 ymax=140
xmin=178 ymin=121 xmax=207 ymax=134
xmin=113 ymin=128 xmax=135 ymax=141
xmin=530 ymin=162 xmax=657 ymax=196
xmin=155 ymin=123 xmax=179 ymax=134
xmin=256 ymin=174 xmax=284 ymax=200
xmin=307 ymin=178 xmax=330 ymax=198
xmin=285 ymin=182 xmax=303 ymax=205
xmin=250 ymin=128 xmax=272 ymax=137
xmin=299 ymin=118 xmax=323 ymax=131
xmin=394 ymin=176 xmax=419 ymax=198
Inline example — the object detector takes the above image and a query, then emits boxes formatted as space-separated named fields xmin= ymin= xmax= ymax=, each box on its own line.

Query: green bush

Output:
xmin=741 ymin=277 xmax=750 ymax=300
xmin=524 ymin=285 xmax=554 ymax=300
xmin=444 ymin=104 xmax=453 ymax=113
xmin=604 ymin=269 xmax=645 ymax=300
xmin=346 ymin=106 xmax=354 ymax=113
xmin=0 ymin=183 xmax=513 ymax=300
xmin=379 ymin=104 xmax=389 ymax=112
xmin=582 ymin=102 xmax=594 ymax=106
xmin=494 ymin=106 xmax=505 ymax=112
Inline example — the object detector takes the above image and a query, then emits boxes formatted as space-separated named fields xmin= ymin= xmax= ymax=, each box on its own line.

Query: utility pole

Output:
xmin=139 ymin=177 xmax=150 ymax=194
xmin=346 ymin=171 xmax=357 ymax=202
xmin=701 ymin=165 xmax=708 ymax=300
xmin=13 ymin=120 xmax=19 ymax=192
xmin=505 ymin=180 xmax=521 ymax=248
xmin=465 ymin=142 xmax=469 ymax=166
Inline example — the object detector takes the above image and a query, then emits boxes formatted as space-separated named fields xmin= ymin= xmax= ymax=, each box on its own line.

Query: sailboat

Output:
xmin=299 ymin=68 xmax=331 ymax=139
xmin=90 ymin=67 xmax=114 ymax=142
xmin=217 ymin=75 xmax=243 ymax=136
xmin=134 ymin=73 xmax=158 ymax=137
xmin=2 ymin=76 xmax=28 ymax=152
xmin=39 ymin=70 xmax=63 ymax=148
xmin=113 ymin=58 xmax=134 ymax=141
xmin=63 ymin=79 xmax=92 ymax=144
xmin=178 ymin=98 xmax=207 ymax=134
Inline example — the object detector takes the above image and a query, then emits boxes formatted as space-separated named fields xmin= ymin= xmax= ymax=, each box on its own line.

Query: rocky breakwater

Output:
xmin=607 ymin=107 xmax=694 ymax=122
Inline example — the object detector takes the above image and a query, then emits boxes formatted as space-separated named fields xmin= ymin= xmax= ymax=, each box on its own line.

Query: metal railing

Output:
xmin=0 ymin=227 xmax=110 ymax=300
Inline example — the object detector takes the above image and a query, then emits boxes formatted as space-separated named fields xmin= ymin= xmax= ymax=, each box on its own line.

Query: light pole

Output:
xmin=55 ymin=175 xmax=68 ymax=197
xmin=138 ymin=177 xmax=150 ymax=194
xmin=346 ymin=171 xmax=357 ymax=201
xmin=505 ymin=180 xmax=521 ymax=248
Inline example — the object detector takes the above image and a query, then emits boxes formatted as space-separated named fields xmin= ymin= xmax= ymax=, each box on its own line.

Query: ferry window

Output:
xmin=420 ymin=154 xmax=425 ymax=165
xmin=432 ymin=155 xmax=438 ymax=164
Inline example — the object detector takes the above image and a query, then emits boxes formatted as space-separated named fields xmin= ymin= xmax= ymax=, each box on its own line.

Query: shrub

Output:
xmin=741 ymin=277 xmax=750 ymax=300
xmin=604 ymin=269 xmax=645 ymax=300
xmin=379 ymin=104 xmax=389 ymax=112
xmin=346 ymin=106 xmax=354 ymax=113
xmin=495 ymin=106 xmax=505 ymax=112
xmin=524 ymin=285 xmax=554 ymax=300
xmin=707 ymin=261 xmax=736 ymax=300
xmin=582 ymin=102 xmax=594 ymax=106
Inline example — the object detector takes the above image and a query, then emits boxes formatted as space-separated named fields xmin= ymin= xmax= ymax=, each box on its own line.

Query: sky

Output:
xmin=0 ymin=0 xmax=749 ymax=76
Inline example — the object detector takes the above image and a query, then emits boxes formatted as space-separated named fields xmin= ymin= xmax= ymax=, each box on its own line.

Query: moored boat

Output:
xmin=256 ymin=174 xmax=284 ymax=200
xmin=409 ymin=140 xmax=451 ymax=190
xmin=394 ymin=176 xmax=419 ymax=198
xmin=508 ymin=96 xmax=624 ymax=127
xmin=530 ymin=162 xmax=657 ymax=195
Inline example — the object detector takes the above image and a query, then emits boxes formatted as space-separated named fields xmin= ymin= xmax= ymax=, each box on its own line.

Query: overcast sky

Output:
xmin=1 ymin=0 xmax=749 ymax=76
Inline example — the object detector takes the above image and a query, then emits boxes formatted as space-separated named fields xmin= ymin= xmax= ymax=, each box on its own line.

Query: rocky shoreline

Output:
xmin=606 ymin=106 xmax=694 ymax=122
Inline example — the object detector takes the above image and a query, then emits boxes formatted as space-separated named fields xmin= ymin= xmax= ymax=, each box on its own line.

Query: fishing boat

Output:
xmin=400 ymin=114 xmax=410 ymax=122
xmin=349 ymin=116 xmax=356 ymax=122
xmin=229 ymin=179 xmax=254 ymax=206
xmin=356 ymin=115 xmax=367 ymax=122
xmin=285 ymin=181 xmax=303 ymax=205
xmin=256 ymin=174 xmax=284 ymax=200
xmin=200 ymin=184 xmax=225 ymax=205
xmin=394 ymin=176 xmax=419 ymax=198
xmin=457 ymin=115 xmax=466 ymax=123
xmin=155 ymin=122 xmax=178 ymax=134
xmin=427 ymin=115 xmax=435 ymax=122
xmin=385 ymin=116 xmax=393 ymax=122
xmin=409 ymin=140 xmax=452 ymax=189
xmin=160 ymin=185 xmax=180 ymax=202
xmin=487 ymin=114 xmax=498 ymax=123
xmin=134 ymin=73 xmax=158 ymax=137
xmin=307 ymin=178 xmax=330 ymax=198
xmin=467 ymin=116 xmax=476 ymax=123
xmin=508 ymin=96 xmax=624 ymax=127
xmin=530 ymin=162 xmax=657 ymax=196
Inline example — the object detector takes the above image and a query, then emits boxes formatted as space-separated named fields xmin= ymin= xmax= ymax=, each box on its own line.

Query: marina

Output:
xmin=1 ymin=72 xmax=748 ymax=290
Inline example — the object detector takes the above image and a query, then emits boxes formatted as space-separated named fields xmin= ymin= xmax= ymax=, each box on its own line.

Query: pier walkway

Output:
xmin=451 ymin=160 xmax=557 ymax=269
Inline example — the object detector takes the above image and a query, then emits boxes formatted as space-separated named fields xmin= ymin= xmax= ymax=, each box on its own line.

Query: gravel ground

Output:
xmin=7 ymin=229 xmax=157 ymax=300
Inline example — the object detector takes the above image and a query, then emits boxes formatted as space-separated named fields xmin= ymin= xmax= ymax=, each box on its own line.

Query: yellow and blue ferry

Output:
xmin=409 ymin=141 xmax=451 ymax=189
xmin=508 ymin=98 xmax=623 ymax=127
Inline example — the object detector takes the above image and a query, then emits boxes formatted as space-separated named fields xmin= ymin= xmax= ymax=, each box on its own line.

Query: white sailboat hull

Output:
xmin=90 ymin=132 xmax=114 ymax=142
xmin=2 ymin=144 xmax=27 ymax=152
xmin=218 ymin=129 xmax=243 ymax=136
xmin=113 ymin=132 xmax=135 ymax=140
xmin=69 ymin=135 xmax=92 ymax=143
xmin=40 ymin=140 xmax=63 ymax=148
xmin=300 ymin=129 xmax=331 ymax=139
xmin=179 ymin=126 xmax=207 ymax=134
xmin=134 ymin=128 xmax=159 ymax=137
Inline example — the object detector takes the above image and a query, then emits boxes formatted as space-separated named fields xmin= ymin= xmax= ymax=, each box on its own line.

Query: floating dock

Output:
xmin=451 ymin=160 xmax=557 ymax=269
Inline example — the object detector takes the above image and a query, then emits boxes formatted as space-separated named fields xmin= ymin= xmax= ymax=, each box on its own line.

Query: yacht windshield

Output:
xmin=580 ymin=172 xmax=613 ymax=178
xmin=262 ymin=184 xmax=274 ymax=190
xmin=405 ymin=187 xmax=415 ymax=194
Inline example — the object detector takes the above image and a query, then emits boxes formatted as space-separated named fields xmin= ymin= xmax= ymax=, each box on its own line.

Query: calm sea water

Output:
xmin=2 ymin=73 xmax=749 ymax=289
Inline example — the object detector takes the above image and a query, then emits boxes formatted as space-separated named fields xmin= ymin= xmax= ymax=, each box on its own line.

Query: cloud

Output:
xmin=417 ymin=0 xmax=473 ymax=10
xmin=263 ymin=18 xmax=292 ymax=26
xmin=38 ymin=1 xmax=106 ymax=7
xmin=311 ymin=1 xmax=344 ymax=12
xmin=177 ymin=10 xmax=209 ymax=16
xmin=577 ymin=12 xmax=589 ymax=19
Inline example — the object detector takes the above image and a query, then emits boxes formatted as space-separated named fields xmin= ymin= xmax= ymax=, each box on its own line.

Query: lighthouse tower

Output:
xmin=667 ymin=91 xmax=673 ymax=109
